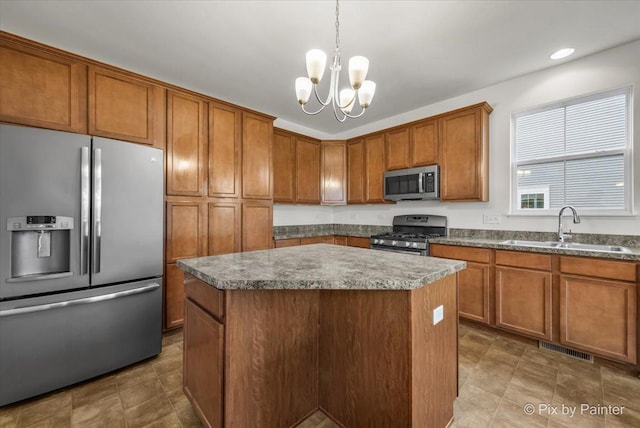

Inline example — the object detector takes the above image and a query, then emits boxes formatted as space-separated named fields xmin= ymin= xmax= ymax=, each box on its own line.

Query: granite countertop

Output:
xmin=430 ymin=237 xmax=640 ymax=261
xmin=177 ymin=244 xmax=466 ymax=290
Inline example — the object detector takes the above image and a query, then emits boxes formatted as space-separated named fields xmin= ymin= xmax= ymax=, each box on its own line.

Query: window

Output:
xmin=511 ymin=87 xmax=632 ymax=215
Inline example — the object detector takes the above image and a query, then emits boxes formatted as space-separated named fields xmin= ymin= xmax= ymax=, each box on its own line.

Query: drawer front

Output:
xmin=560 ymin=256 xmax=636 ymax=282
xmin=274 ymin=238 xmax=300 ymax=248
xmin=300 ymin=236 xmax=323 ymax=245
xmin=184 ymin=273 xmax=224 ymax=321
xmin=495 ymin=250 xmax=551 ymax=271
xmin=430 ymin=244 xmax=491 ymax=264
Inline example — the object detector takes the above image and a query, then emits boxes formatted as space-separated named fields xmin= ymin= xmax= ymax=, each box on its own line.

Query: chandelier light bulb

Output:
xmin=295 ymin=77 xmax=313 ymax=104
xmin=339 ymin=88 xmax=356 ymax=113
xmin=306 ymin=49 xmax=327 ymax=83
xmin=358 ymin=80 xmax=376 ymax=108
xmin=348 ymin=56 xmax=369 ymax=90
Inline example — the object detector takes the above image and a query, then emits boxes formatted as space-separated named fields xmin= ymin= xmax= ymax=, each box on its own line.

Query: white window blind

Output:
xmin=512 ymin=88 xmax=631 ymax=214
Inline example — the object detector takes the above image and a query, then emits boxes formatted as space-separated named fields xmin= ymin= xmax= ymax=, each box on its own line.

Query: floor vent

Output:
xmin=538 ymin=341 xmax=594 ymax=363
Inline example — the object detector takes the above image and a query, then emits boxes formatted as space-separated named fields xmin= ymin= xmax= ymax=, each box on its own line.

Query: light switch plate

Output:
xmin=433 ymin=305 xmax=444 ymax=325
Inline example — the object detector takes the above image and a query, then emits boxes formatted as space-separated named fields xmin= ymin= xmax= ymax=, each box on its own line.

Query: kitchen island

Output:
xmin=177 ymin=244 xmax=466 ymax=428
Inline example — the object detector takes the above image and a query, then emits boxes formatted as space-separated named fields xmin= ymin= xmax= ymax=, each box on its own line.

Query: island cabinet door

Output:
xmin=184 ymin=298 xmax=224 ymax=428
xmin=457 ymin=262 xmax=491 ymax=324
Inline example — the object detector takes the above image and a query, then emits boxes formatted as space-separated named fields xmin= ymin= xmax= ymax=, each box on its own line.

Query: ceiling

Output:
xmin=1 ymin=1 xmax=640 ymax=137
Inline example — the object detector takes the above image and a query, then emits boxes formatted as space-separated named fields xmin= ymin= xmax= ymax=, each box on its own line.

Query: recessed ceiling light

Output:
xmin=550 ymin=48 xmax=575 ymax=60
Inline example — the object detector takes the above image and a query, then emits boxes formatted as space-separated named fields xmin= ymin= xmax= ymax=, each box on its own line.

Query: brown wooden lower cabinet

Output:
xmin=560 ymin=275 xmax=637 ymax=364
xmin=495 ymin=266 xmax=552 ymax=341
xmin=274 ymin=238 xmax=300 ymax=248
xmin=430 ymin=244 xmax=638 ymax=365
xmin=182 ymin=272 xmax=458 ymax=428
xmin=300 ymin=236 xmax=323 ymax=245
xmin=346 ymin=236 xmax=370 ymax=248
xmin=183 ymin=298 xmax=224 ymax=428
xmin=457 ymin=262 xmax=491 ymax=324
xmin=430 ymin=244 xmax=492 ymax=324
xmin=165 ymin=264 xmax=185 ymax=329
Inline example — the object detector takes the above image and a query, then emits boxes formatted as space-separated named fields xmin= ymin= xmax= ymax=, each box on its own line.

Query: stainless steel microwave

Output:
xmin=384 ymin=165 xmax=440 ymax=201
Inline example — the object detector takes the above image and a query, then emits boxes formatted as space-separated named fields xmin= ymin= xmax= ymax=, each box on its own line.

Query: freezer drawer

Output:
xmin=0 ymin=279 xmax=162 ymax=406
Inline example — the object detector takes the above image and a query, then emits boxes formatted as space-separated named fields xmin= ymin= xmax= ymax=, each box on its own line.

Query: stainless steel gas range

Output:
xmin=370 ymin=214 xmax=447 ymax=256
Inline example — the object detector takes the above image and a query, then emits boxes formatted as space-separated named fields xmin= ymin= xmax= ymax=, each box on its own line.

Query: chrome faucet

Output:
xmin=558 ymin=205 xmax=581 ymax=243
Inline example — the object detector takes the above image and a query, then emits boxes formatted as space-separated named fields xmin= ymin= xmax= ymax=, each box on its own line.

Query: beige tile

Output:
xmin=72 ymin=409 xmax=126 ymax=428
xmin=20 ymin=408 xmax=71 ymax=428
xmin=489 ymin=336 xmax=529 ymax=358
xmin=17 ymin=391 xmax=71 ymax=427
xmin=504 ymin=365 xmax=557 ymax=408
xmin=164 ymin=387 xmax=190 ymax=411
xmin=70 ymin=376 xmax=118 ymax=409
xmin=465 ymin=359 xmax=515 ymax=397
xmin=450 ymin=399 xmax=495 ymax=428
xmin=482 ymin=345 xmax=521 ymax=367
xmin=295 ymin=410 xmax=327 ymax=428
xmin=155 ymin=343 xmax=182 ymax=362
xmin=151 ymin=354 xmax=182 ymax=377
xmin=124 ymin=395 xmax=173 ymax=428
xmin=601 ymin=367 xmax=640 ymax=412
xmin=554 ymin=371 xmax=603 ymax=406
xmin=491 ymin=398 xmax=548 ymax=428
xmin=119 ymin=377 xmax=166 ymax=409
xmin=457 ymin=383 xmax=502 ymax=414
xmin=316 ymin=417 xmax=340 ymax=428
xmin=520 ymin=347 xmax=574 ymax=370
xmin=157 ymin=368 xmax=183 ymax=391
xmin=605 ymin=406 xmax=640 ymax=428
xmin=547 ymin=400 xmax=605 ymax=428
xmin=175 ymin=405 xmax=203 ymax=428
xmin=140 ymin=412 xmax=182 ymax=428
xmin=162 ymin=332 xmax=183 ymax=347
xmin=70 ymin=393 xmax=123 ymax=426
xmin=0 ymin=404 xmax=20 ymax=428
xmin=115 ymin=362 xmax=158 ymax=390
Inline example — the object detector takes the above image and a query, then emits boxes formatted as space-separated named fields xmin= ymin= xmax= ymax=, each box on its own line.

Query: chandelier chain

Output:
xmin=335 ymin=0 xmax=340 ymax=51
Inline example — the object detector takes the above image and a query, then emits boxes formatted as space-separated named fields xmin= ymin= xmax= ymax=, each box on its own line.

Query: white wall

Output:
xmin=274 ymin=40 xmax=640 ymax=235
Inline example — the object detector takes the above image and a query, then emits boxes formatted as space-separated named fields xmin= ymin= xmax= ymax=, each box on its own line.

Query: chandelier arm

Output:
xmin=341 ymin=108 xmax=368 ymax=119
xmin=331 ymin=102 xmax=349 ymax=123
xmin=312 ymin=84 xmax=333 ymax=107
xmin=300 ymin=103 xmax=328 ymax=116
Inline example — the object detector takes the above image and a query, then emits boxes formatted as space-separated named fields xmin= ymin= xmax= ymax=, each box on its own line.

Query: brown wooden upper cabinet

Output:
xmin=439 ymin=102 xmax=492 ymax=201
xmin=89 ymin=66 xmax=165 ymax=147
xmin=296 ymin=137 xmax=321 ymax=203
xmin=166 ymin=90 xmax=207 ymax=196
xmin=242 ymin=112 xmax=273 ymax=200
xmin=208 ymin=102 xmax=241 ymax=198
xmin=364 ymin=134 xmax=386 ymax=203
xmin=273 ymin=129 xmax=296 ymax=203
xmin=347 ymin=139 xmax=365 ymax=204
xmin=0 ymin=38 xmax=87 ymax=133
xmin=385 ymin=127 xmax=411 ymax=170
xmin=411 ymin=119 xmax=439 ymax=167
xmin=321 ymin=141 xmax=347 ymax=205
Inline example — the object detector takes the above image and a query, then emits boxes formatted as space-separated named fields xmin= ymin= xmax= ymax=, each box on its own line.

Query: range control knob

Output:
xmin=405 ymin=242 xmax=411 ymax=247
xmin=373 ymin=239 xmax=379 ymax=244
xmin=412 ymin=242 xmax=418 ymax=248
xmin=378 ymin=239 xmax=384 ymax=245
xmin=391 ymin=240 xmax=397 ymax=246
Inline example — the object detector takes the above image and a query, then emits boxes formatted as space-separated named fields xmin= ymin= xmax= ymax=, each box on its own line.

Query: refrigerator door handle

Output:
xmin=80 ymin=147 xmax=90 ymax=275
xmin=0 ymin=283 xmax=160 ymax=317
xmin=93 ymin=148 xmax=102 ymax=274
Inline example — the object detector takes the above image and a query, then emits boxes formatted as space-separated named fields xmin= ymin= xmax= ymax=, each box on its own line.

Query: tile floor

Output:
xmin=0 ymin=325 xmax=638 ymax=427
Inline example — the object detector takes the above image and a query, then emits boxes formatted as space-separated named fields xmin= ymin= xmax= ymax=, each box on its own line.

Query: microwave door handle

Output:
xmin=418 ymin=173 xmax=425 ymax=193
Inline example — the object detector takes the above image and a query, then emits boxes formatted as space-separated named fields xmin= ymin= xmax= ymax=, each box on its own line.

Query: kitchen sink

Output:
xmin=499 ymin=240 xmax=559 ymax=247
xmin=499 ymin=240 xmax=632 ymax=253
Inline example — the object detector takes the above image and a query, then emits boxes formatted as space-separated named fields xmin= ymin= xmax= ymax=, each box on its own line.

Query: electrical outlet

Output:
xmin=483 ymin=214 xmax=501 ymax=224
xmin=433 ymin=305 xmax=444 ymax=326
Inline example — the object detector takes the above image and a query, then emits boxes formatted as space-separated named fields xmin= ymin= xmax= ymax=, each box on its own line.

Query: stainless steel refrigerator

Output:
xmin=0 ymin=124 xmax=163 ymax=406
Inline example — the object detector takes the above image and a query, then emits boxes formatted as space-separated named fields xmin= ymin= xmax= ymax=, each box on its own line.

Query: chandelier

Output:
xmin=294 ymin=0 xmax=376 ymax=122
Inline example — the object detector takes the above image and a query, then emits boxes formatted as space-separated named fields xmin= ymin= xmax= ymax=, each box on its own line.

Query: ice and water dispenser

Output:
xmin=6 ymin=215 xmax=74 ymax=281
